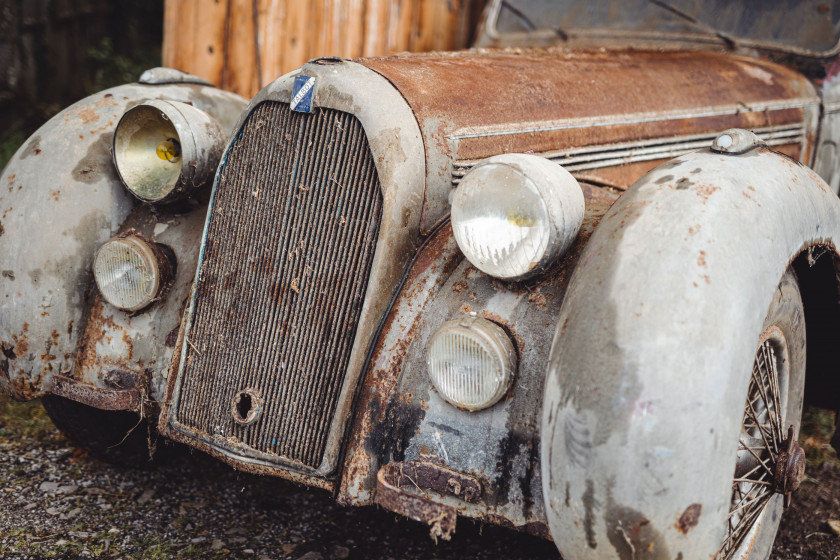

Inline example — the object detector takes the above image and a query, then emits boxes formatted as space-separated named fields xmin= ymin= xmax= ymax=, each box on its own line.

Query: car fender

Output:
xmin=0 ymin=75 xmax=246 ymax=401
xmin=541 ymin=145 xmax=840 ymax=559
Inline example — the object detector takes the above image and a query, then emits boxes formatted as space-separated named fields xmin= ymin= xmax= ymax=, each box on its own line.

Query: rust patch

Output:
xmin=72 ymin=132 xmax=116 ymax=184
xmin=338 ymin=223 xmax=462 ymax=506
xmin=122 ymin=331 xmax=134 ymax=361
xmin=165 ymin=325 xmax=180 ymax=348
xmin=19 ymin=136 xmax=42 ymax=159
xmin=482 ymin=310 xmax=525 ymax=354
xmin=675 ymin=503 xmax=702 ymax=534
xmin=75 ymin=297 xmax=121 ymax=373
xmin=459 ymin=303 xmax=473 ymax=314
xmin=51 ymin=374 xmax=140 ymax=411
xmin=695 ymin=184 xmax=721 ymax=201
xmin=697 ymin=251 xmax=707 ymax=267
xmin=77 ymin=107 xmax=100 ymax=125
xmin=374 ymin=462 xmax=482 ymax=542
xmin=528 ymin=291 xmax=548 ymax=307
xmin=478 ymin=514 xmax=551 ymax=540
xmin=452 ymin=280 xmax=468 ymax=293
xmin=11 ymin=322 xmax=30 ymax=358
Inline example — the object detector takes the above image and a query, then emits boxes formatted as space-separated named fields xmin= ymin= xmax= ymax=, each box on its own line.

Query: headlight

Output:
xmin=426 ymin=315 xmax=517 ymax=411
xmin=451 ymin=154 xmax=584 ymax=280
xmin=93 ymin=235 xmax=170 ymax=312
xmin=113 ymin=100 xmax=226 ymax=203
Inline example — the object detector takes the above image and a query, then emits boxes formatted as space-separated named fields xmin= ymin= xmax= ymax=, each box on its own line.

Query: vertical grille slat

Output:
xmin=175 ymin=102 xmax=383 ymax=468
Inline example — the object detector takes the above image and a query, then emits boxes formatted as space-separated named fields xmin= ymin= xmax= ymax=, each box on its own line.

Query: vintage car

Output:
xmin=2 ymin=0 xmax=840 ymax=558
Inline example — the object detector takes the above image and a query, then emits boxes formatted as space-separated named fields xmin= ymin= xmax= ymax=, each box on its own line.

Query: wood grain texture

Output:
xmin=163 ymin=0 xmax=487 ymax=97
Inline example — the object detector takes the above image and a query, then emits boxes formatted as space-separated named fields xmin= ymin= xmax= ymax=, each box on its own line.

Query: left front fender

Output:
xmin=0 ymin=76 xmax=246 ymax=401
xmin=542 ymin=146 xmax=840 ymax=559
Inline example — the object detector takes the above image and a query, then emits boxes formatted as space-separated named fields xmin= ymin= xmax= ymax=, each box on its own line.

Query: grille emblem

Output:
xmin=291 ymin=76 xmax=316 ymax=113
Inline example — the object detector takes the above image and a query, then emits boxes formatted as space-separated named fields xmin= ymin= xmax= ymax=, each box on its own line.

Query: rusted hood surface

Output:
xmin=360 ymin=49 xmax=818 ymax=231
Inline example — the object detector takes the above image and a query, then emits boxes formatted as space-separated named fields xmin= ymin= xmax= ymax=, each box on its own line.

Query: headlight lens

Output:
xmin=94 ymin=235 xmax=162 ymax=312
xmin=113 ymin=100 xmax=226 ymax=203
xmin=451 ymin=154 xmax=584 ymax=280
xmin=426 ymin=316 xmax=517 ymax=411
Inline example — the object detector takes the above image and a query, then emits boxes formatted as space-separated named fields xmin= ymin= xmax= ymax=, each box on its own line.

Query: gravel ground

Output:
xmin=0 ymin=397 xmax=838 ymax=560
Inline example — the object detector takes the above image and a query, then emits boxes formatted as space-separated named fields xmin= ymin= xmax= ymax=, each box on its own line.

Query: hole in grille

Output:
xmin=175 ymin=102 xmax=383 ymax=469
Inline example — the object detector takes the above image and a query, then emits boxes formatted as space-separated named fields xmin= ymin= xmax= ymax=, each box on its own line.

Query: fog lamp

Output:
xmin=113 ymin=100 xmax=226 ymax=203
xmin=94 ymin=235 xmax=166 ymax=312
xmin=426 ymin=315 xmax=517 ymax=411
xmin=451 ymin=154 xmax=584 ymax=280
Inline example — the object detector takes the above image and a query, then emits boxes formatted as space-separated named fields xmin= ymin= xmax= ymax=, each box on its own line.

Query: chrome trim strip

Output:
xmin=446 ymin=98 xmax=818 ymax=140
xmin=451 ymin=123 xmax=805 ymax=183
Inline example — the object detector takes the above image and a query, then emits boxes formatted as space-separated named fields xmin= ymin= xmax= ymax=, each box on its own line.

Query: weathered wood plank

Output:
xmin=162 ymin=0 xmax=487 ymax=97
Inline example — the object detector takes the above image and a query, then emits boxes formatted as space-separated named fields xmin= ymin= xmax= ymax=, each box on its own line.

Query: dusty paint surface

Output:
xmin=0 ymin=81 xmax=245 ymax=401
xmin=362 ymin=49 xmax=817 ymax=232
xmin=339 ymin=184 xmax=618 ymax=536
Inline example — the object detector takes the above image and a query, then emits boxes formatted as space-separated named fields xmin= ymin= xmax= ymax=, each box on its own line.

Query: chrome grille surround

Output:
xmin=165 ymin=61 xmax=426 ymax=480
xmin=175 ymin=101 xmax=382 ymax=469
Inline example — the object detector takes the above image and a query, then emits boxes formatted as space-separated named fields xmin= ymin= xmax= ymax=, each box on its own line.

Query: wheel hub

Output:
xmin=772 ymin=425 xmax=806 ymax=505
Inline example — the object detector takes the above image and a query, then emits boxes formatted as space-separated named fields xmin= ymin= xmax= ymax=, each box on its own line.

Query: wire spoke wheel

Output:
xmin=718 ymin=322 xmax=806 ymax=560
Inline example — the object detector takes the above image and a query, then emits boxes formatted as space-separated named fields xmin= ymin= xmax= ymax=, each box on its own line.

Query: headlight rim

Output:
xmin=112 ymin=99 xmax=225 ymax=205
xmin=93 ymin=233 xmax=174 ymax=313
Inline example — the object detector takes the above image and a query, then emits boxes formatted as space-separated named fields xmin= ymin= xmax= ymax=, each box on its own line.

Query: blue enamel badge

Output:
xmin=291 ymin=76 xmax=316 ymax=113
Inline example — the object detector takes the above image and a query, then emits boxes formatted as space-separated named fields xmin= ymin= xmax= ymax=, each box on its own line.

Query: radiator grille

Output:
xmin=175 ymin=102 xmax=383 ymax=469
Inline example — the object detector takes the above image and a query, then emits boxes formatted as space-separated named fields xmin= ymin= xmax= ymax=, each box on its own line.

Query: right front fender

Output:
xmin=542 ymin=146 xmax=840 ymax=559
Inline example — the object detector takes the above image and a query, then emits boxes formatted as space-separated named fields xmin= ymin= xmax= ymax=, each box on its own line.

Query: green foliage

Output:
xmin=0 ymin=129 xmax=27 ymax=172
xmin=87 ymin=37 xmax=161 ymax=94
xmin=0 ymin=392 xmax=57 ymax=443
xmin=799 ymin=405 xmax=839 ymax=466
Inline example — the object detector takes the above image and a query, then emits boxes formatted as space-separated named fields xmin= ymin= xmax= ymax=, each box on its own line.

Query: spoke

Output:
xmin=767 ymin=345 xmax=785 ymax=443
xmin=733 ymin=478 xmax=771 ymax=486
xmin=762 ymin=342 xmax=784 ymax=443
xmin=742 ymin=443 xmax=774 ymax=478
xmin=737 ymin=462 xmax=768 ymax=482
xmin=723 ymin=492 xmax=773 ymax=553
xmin=729 ymin=480 xmax=769 ymax=518
xmin=749 ymin=356 xmax=781 ymax=453
xmin=750 ymin=368 xmax=779 ymax=449
xmin=745 ymin=396 xmax=776 ymax=459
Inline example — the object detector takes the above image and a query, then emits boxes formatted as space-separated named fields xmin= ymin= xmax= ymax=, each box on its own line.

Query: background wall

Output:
xmin=162 ymin=0 xmax=488 ymax=98
xmin=0 ymin=0 xmax=162 ymax=167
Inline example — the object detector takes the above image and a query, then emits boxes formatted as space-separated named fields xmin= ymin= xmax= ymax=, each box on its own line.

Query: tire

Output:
xmin=41 ymin=395 xmax=165 ymax=467
xmin=717 ymin=267 xmax=806 ymax=559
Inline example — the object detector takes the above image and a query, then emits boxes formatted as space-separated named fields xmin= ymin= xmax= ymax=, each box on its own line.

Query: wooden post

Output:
xmin=163 ymin=0 xmax=487 ymax=97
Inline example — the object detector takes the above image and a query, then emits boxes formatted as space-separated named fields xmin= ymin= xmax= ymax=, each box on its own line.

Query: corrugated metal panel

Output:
xmin=176 ymin=101 xmax=382 ymax=468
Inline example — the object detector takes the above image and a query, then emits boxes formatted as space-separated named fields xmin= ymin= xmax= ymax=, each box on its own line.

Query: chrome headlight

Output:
xmin=113 ymin=100 xmax=226 ymax=203
xmin=451 ymin=154 xmax=584 ymax=280
xmin=426 ymin=315 xmax=517 ymax=411
xmin=93 ymin=235 xmax=170 ymax=312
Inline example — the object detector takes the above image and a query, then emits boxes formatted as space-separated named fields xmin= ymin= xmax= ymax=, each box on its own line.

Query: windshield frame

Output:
xmin=478 ymin=0 xmax=840 ymax=58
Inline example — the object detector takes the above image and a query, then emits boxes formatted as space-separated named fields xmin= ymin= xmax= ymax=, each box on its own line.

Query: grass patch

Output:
xmin=799 ymin=405 xmax=839 ymax=466
xmin=0 ymin=392 xmax=57 ymax=443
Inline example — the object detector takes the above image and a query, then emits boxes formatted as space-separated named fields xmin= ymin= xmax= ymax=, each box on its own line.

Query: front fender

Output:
xmin=542 ymin=147 xmax=840 ymax=558
xmin=0 ymin=76 xmax=245 ymax=400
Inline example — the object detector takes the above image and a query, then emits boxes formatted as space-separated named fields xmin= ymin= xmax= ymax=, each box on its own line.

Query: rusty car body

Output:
xmin=3 ymin=1 xmax=840 ymax=558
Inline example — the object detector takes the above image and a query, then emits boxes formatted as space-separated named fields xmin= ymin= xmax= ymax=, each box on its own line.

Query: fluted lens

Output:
xmin=94 ymin=236 xmax=160 ymax=311
xmin=426 ymin=316 xmax=516 ymax=411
